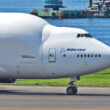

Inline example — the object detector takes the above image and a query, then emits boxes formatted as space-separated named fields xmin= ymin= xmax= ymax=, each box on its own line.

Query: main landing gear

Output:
xmin=66 ymin=76 xmax=80 ymax=95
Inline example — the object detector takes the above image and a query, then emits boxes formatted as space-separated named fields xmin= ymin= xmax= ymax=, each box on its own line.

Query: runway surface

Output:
xmin=0 ymin=85 xmax=110 ymax=110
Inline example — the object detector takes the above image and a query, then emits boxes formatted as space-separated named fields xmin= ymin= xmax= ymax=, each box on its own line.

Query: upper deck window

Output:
xmin=77 ymin=33 xmax=93 ymax=38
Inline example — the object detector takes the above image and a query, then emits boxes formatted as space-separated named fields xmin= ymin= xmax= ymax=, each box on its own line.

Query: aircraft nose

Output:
xmin=102 ymin=46 xmax=110 ymax=67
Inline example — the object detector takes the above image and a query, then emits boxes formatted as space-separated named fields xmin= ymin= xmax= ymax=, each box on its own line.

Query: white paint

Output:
xmin=0 ymin=13 xmax=109 ymax=80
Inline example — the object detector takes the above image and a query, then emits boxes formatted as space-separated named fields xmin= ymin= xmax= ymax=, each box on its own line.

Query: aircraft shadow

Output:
xmin=78 ymin=93 xmax=110 ymax=97
xmin=0 ymin=90 xmax=110 ymax=97
xmin=0 ymin=90 xmax=67 ymax=96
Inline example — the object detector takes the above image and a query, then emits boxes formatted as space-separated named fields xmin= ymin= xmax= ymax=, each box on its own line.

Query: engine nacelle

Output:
xmin=0 ymin=78 xmax=16 ymax=83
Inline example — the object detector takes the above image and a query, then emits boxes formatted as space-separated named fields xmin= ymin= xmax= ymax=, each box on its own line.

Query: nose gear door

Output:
xmin=48 ymin=48 xmax=56 ymax=63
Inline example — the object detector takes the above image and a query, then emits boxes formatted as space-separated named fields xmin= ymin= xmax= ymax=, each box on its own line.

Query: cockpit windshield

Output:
xmin=77 ymin=34 xmax=93 ymax=38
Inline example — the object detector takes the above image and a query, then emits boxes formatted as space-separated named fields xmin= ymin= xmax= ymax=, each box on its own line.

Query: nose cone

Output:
xmin=91 ymin=39 xmax=110 ymax=69
xmin=103 ymin=47 xmax=110 ymax=66
xmin=99 ymin=43 xmax=110 ymax=68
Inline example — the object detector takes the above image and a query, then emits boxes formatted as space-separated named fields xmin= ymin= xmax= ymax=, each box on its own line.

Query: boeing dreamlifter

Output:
xmin=0 ymin=13 xmax=110 ymax=95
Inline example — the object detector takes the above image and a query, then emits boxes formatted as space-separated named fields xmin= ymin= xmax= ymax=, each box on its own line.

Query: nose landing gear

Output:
xmin=66 ymin=76 xmax=79 ymax=95
xmin=66 ymin=82 xmax=77 ymax=95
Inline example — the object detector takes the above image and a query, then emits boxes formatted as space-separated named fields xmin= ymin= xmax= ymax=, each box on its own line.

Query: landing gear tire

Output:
xmin=66 ymin=86 xmax=77 ymax=95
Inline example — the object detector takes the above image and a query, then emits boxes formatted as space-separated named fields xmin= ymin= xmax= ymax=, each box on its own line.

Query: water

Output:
xmin=0 ymin=0 xmax=89 ymax=12
xmin=0 ymin=0 xmax=109 ymax=45
xmin=47 ymin=18 xmax=110 ymax=46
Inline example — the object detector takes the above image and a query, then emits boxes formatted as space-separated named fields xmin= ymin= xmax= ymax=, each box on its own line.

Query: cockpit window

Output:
xmin=84 ymin=34 xmax=93 ymax=38
xmin=77 ymin=33 xmax=93 ymax=38
xmin=77 ymin=34 xmax=81 ymax=38
xmin=81 ymin=34 xmax=84 ymax=37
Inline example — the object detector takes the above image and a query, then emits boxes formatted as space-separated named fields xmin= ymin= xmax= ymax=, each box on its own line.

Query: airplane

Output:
xmin=0 ymin=13 xmax=109 ymax=95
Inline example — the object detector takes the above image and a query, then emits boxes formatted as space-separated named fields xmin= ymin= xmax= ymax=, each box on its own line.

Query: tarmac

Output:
xmin=0 ymin=85 xmax=110 ymax=110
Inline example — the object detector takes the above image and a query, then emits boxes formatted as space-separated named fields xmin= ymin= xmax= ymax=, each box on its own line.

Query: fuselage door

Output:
xmin=48 ymin=48 xmax=56 ymax=63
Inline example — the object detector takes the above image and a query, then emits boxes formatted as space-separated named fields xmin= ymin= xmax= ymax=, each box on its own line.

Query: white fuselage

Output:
xmin=0 ymin=13 xmax=110 ymax=80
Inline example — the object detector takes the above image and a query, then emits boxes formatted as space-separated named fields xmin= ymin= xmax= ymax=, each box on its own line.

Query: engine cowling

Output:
xmin=0 ymin=78 xmax=16 ymax=83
